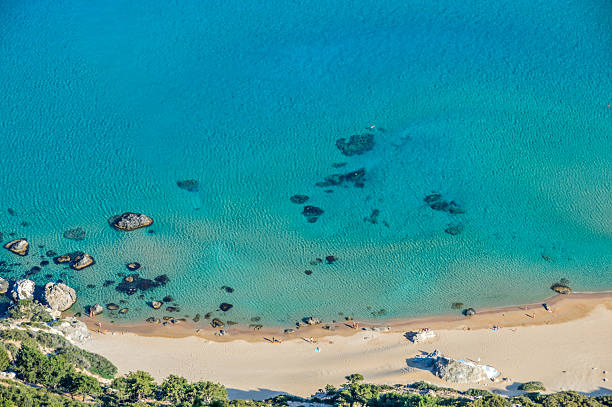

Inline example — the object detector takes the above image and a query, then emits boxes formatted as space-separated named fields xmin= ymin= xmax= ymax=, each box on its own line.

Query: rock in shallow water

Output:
xmin=109 ymin=213 xmax=154 ymax=231
xmin=70 ymin=253 xmax=95 ymax=270
xmin=63 ymin=227 xmax=86 ymax=241
xmin=126 ymin=262 xmax=141 ymax=271
xmin=336 ymin=133 xmax=375 ymax=156
xmin=444 ymin=224 xmax=464 ymax=236
xmin=219 ymin=303 xmax=233 ymax=312
xmin=177 ymin=179 xmax=199 ymax=192
xmin=290 ymin=194 xmax=309 ymax=204
xmin=4 ymin=239 xmax=29 ymax=256
xmin=0 ymin=278 xmax=8 ymax=294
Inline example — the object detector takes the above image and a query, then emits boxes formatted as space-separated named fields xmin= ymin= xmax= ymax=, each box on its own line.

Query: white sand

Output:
xmin=82 ymin=300 xmax=612 ymax=399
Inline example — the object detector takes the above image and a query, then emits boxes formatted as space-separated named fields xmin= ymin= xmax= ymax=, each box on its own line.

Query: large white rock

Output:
xmin=0 ymin=277 xmax=8 ymax=294
xmin=44 ymin=282 xmax=77 ymax=311
xmin=10 ymin=279 xmax=35 ymax=301
xmin=53 ymin=318 xmax=90 ymax=345
xmin=434 ymin=357 xmax=498 ymax=383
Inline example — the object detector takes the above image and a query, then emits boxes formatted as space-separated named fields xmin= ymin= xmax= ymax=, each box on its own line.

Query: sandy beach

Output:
xmin=82 ymin=293 xmax=612 ymax=399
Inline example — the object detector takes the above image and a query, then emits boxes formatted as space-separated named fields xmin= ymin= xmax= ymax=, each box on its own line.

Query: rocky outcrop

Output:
xmin=53 ymin=318 xmax=90 ymax=345
xmin=10 ymin=279 xmax=35 ymax=301
xmin=70 ymin=253 xmax=95 ymax=270
xmin=4 ymin=239 xmax=29 ymax=256
xmin=126 ymin=262 xmax=141 ymax=271
xmin=302 ymin=206 xmax=324 ymax=223
xmin=109 ymin=213 xmax=154 ymax=231
xmin=315 ymin=168 xmax=366 ymax=189
xmin=336 ymin=133 xmax=375 ymax=156
xmin=219 ymin=303 xmax=233 ymax=312
xmin=211 ymin=318 xmax=224 ymax=328
xmin=551 ymin=283 xmax=571 ymax=294
xmin=434 ymin=357 xmax=492 ymax=383
xmin=463 ymin=308 xmax=476 ymax=316
xmin=177 ymin=179 xmax=199 ymax=192
xmin=89 ymin=304 xmax=104 ymax=315
xmin=290 ymin=194 xmax=309 ymax=204
xmin=151 ymin=301 xmax=163 ymax=309
xmin=44 ymin=282 xmax=77 ymax=311
xmin=303 ymin=316 xmax=321 ymax=325
xmin=63 ymin=227 xmax=86 ymax=241
xmin=0 ymin=277 xmax=8 ymax=294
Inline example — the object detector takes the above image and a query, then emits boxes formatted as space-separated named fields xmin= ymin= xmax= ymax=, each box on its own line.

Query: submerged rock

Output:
xmin=46 ymin=250 xmax=58 ymax=257
xmin=219 ymin=303 xmax=233 ymax=312
xmin=315 ymin=168 xmax=366 ymax=189
xmin=325 ymin=255 xmax=337 ymax=264
xmin=444 ymin=224 xmax=464 ymax=236
xmin=63 ymin=227 xmax=86 ymax=241
xmin=290 ymin=194 xmax=309 ymax=204
xmin=336 ymin=133 xmax=375 ymax=156
xmin=364 ymin=209 xmax=380 ymax=224
xmin=146 ymin=317 xmax=160 ymax=324
xmin=109 ymin=213 xmax=154 ymax=231
xmin=10 ymin=279 xmax=35 ymax=302
xmin=177 ymin=179 xmax=199 ymax=192
xmin=221 ymin=286 xmax=234 ymax=293
xmin=106 ymin=303 xmax=119 ymax=311
xmin=4 ymin=239 xmax=29 ymax=256
xmin=424 ymin=194 xmax=465 ymax=215
xmin=116 ymin=274 xmax=165 ymax=295
xmin=44 ymin=282 xmax=77 ymax=311
xmin=126 ymin=262 xmax=141 ymax=271
xmin=303 ymin=206 xmax=324 ymax=217
xmin=151 ymin=301 xmax=163 ymax=309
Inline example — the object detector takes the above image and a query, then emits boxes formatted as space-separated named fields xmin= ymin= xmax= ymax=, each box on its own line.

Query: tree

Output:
xmin=124 ymin=371 xmax=156 ymax=401
xmin=0 ymin=344 xmax=9 ymax=371
xmin=13 ymin=340 xmax=47 ymax=383
xmin=160 ymin=374 xmax=189 ymax=403
xmin=187 ymin=381 xmax=228 ymax=405
xmin=345 ymin=374 xmax=364 ymax=384
xmin=62 ymin=372 xmax=102 ymax=401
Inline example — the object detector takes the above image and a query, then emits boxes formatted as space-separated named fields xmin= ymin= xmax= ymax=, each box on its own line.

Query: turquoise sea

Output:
xmin=0 ymin=0 xmax=611 ymax=327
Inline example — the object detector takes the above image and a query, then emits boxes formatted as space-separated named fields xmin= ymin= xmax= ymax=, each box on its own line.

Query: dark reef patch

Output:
xmin=336 ymin=133 xmax=375 ymax=156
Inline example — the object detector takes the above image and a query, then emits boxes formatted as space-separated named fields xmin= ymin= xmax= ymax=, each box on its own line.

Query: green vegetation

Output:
xmin=518 ymin=381 xmax=546 ymax=392
xmin=7 ymin=300 xmax=53 ymax=322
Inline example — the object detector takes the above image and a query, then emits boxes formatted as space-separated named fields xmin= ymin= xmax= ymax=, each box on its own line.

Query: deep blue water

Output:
xmin=0 ymin=0 xmax=611 ymax=326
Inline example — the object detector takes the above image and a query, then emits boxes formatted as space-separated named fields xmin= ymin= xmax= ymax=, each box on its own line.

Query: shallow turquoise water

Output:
xmin=0 ymin=0 xmax=610 ymax=327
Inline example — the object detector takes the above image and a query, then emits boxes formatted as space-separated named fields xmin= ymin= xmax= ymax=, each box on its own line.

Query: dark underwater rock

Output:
xmin=192 ymin=314 xmax=201 ymax=323
xmin=336 ymin=133 xmax=375 ymax=156
xmin=40 ymin=260 xmax=49 ymax=267
xmin=424 ymin=193 xmax=465 ymax=215
xmin=303 ymin=206 xmax=324 ymax=217
xmin=7 ymin=208 xmax=16 ymax=216
xmin=304 ymin=270 xmax=313 ymax=275
xmin=316 ymin=168 xmax=366 ymax=189
xmin=109 ymin=213 xmax=153 ymax=231
xmin=163 ymin=295 xmax=174 ymax=303
xmin=154 ymin=274 xmax=169 ymax=285
xmin=219 ymin=303 xmax=233 ymax=312
xmin=177 ymin=179 xmax=199 ymax=192
xmin=290 ymin=194 xmax=309 ymax=204
xmin=103 ymin=280 xmax=114 ymax=287
xmin=166 ymin=306 xmax=180 ymax=312
xmin=116 ymin=274 xmax=162 ymax=295
xmin=106 ymin=303 xmax=119 ymax=311
xmin=444 ymin=224 xmax=464 ymax=236
xmin=46 ymin=250 xmax=57 ymax=257
xmin=364 ymin=209 xmax=380 ymax=224
xmin=325 ymin=256 xmax=337 ymax=264
xmin=221 ymin=285 xmax=234 ymax=293
xmin=63 ymin=227 xmax=86 ymax=241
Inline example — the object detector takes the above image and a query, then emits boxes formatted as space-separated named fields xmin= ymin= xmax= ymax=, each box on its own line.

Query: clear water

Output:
xmin=0 ymin=0 xmax=610 ymax=327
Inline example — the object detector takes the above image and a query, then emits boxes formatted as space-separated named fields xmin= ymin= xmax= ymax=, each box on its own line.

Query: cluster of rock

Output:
xmin=302 ymin=205 xmax=324 ymax=223
xmin=315 ymin=167 xmax=366 ymax=189
xmin=336 ymin=133 xmax=375 ymax=156
xmin=551 ymin=283 xmax=571 ymax=294
xmin=423 ymin=194 xmax=466 ymax=236
xmin=109 ymin=212 xmax=154 ymax=231
xmin=3 ymin=278 xmax=77 ymax=313
xmin=115 ymin=273 xmax=169 ymax=295
xmin=53 ymin=251 xmax=95 ymax=270
xmin=290 ymin=194 xmax=309 ymax=204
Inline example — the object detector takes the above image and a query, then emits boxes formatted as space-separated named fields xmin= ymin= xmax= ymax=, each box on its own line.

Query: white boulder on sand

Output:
xmin=434 ymin=356 xmax=499 ymax=384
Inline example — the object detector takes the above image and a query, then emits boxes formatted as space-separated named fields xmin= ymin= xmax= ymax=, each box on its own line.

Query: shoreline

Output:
xmin=80 ymin=291 xmax=612 ymax=398
xmin=79 ymin=290 xmax=612 ymax=342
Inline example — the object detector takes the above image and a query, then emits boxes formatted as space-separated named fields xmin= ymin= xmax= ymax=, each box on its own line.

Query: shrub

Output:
xmin=465 ymin=388 xmax=492 ymax=398
xmin=8 ymin=300 xmax=53 ymax=322
xmin=0 ymin=344 xmax=9 ymax=371
xmin=518 ymin=381 xmax=546 ymax=392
